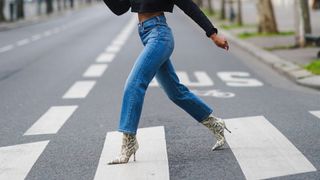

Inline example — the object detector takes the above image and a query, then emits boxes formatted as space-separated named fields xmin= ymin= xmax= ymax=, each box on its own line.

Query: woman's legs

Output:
xmin=155 ymin=59 xmax=213 ymax=122
xmin=118 ymin=26 xmax=174 ymax=135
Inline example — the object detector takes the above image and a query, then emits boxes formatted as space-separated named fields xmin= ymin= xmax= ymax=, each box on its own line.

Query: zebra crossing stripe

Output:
xmin=24 ymin=106 xmax=78 ymax=135
xmin=224 ymin=116 xmax=316 ymax=180
xmin=94 ymin=126 xmax=169 ymax=180
xmin=0 ymin=141 xmax=49 ymax=179
xmin=309 ymin=111 xmax=320 ymax=119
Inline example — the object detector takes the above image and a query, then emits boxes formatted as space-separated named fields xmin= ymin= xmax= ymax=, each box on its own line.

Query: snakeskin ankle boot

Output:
xmin=108 ymin=133 xmax=139 ymax=165
xmin=201 ymin=115 xmax=231 ymax=151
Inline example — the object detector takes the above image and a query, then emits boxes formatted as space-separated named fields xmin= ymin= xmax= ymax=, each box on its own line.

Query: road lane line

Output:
xmin=105 ymin=44 xmax=121 ymax=53
xmin=94 ymin=126 xmax=169 ymax=180
xmin=309 ymin=111 xmax=320 ymax=119
xmin=17 ymin=39 xmax=30 ymax=46
xmin=96 ymin=53 xmax=116 ymax=63
xmin=31 ymin=34 xmax=42 ymax=41
xmin=63 ymin=81 xmax=96 ymax=99
xmin=0 ymin=141 xmax=49 ymax=179
xmin=83 ymin=64 xmax=108 ymax=78
xmin=0 ymin=45 xmax=14 ymax=53
xmin=52 ymin=27 xmax=61 ymax=34
xmin=24 ymin=106 xmax=78 ymax=135
xmin=43 ymin=30 xmax=53 ymax=37
xmin=224 ymin=116 xmax=316 ymax=180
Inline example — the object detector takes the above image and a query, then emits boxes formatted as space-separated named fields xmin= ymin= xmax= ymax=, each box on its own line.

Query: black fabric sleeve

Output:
xmin=173 ymin=0 xmax=218 ymax=37
xmin=102 ymin=0 xmax=130 ymax=16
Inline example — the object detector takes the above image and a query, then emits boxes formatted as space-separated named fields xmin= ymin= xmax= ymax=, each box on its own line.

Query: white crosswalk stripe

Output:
xmin=224 ymin=116 xmax=316 ymax=180
xmin=0 ymin=141 xmax=49 ymax=179
xmin=309 ymin=111 xmax=320 ymax=119
xmin=94 ymin=126 xmax=169 ymax=180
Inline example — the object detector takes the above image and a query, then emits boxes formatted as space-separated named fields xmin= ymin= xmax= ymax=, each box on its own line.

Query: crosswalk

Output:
xmin=0 ymin=112 xmax=318 ymax=179
xmin=1 ymin=14 xmax=319 ymax=180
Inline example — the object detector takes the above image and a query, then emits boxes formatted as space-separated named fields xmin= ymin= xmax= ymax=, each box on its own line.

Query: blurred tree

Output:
xmin=0 ymin=0 xmax=5 ymax=22
xmin=237 ymin=0 xmax=242 ymax=25
xmin=294 ymin=0 xmax=312 ymax=47
xmin=256 ymin=0 xmax=278 ymax=33
xmin=70 ymin=0 xmax=74 ymax=9
xmin=312 ymin=0 xmax=320 ymax=9
xmin=46 ymin=0 xmax=54 ymax=14
xmin=195 ymin=0 xmax=203 ymax=7
xmin=57 ymin=0 xmax=62 ymax=11
xmin=17 ymin=0 xmax=25 ymax=19
xmin=207 ymin=0 xmax=214 ymax=14
xmin=220 ymin=0 xmax=226 ymax=20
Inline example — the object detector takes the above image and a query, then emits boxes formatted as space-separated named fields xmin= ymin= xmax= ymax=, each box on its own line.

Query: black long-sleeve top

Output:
xmin=102 ymin=0 xmax=218 ymax=37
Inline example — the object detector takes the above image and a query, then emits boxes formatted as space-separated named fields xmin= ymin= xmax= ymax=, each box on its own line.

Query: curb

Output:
xmin=219 ymin=29 xmax=320 ymax=90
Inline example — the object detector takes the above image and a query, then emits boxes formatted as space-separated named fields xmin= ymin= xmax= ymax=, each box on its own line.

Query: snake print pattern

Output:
xmin=108 ymin=133 xmax=139 ymax=165
xmin=201 ymin=115 xmax=229 ymax=150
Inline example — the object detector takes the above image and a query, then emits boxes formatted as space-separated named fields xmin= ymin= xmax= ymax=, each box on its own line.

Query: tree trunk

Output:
xmin=220 ymin=0 xmax=226 ymax=20
xmin=16 ymin=0 xmax=25 ymax=19
xmin=46 ymin=0 xmax=54 ymax=14
xmin=294 ymin=0 xmax=312 ymax=47
xmin=195 ymin=0 xmax=203 ymax=7
xmin=57 ymin=0 xmax=62 ymax=11
xmin=237 ymin=0 xmax=242 ymax=26
xmin=312 ymin=0 xmax=320 ymax=9
xmin=256 ymin=0 xmax=278 ymax=33
xmin=0 ymin=0 xmax=5 ymax=22
xmin=70 ymin=0 xmax=74 ymax=9
xmin=207 ymin=0 xmax=214 ymax=14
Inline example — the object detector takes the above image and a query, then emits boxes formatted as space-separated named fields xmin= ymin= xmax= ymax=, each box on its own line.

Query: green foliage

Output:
xmin=220 ymin=24 xmax=256 ymax=30
xmin=305 ymin=60 xmax=320 ymax=75
xmin=238 ymin=31 xmax=295 ymax=39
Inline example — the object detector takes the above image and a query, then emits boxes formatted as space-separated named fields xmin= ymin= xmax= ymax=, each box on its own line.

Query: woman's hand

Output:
xmin=210 ymin=33 xmax=229 ymax=51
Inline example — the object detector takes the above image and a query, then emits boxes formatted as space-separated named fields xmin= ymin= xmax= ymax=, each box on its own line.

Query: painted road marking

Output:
xmin=24 ymin=106 xmax=78 ymax=135
xmin=0 ymin=141 xmax=49 ymax=179
xmin=31 ymin=34 xmax=42 ymax=41
xmin=83 ymin=64 xmax=108 ymax=78
xmin=217 ymin=72 xmax=263 ymax=87
xmin=224 ymin=116 xmax=316 ymax=180
xmin=43 ymin=30 xmax=53 ymax=37
xmin=105 ymin=44 xmax=121 ymax=53
xmin=0 ymin=45 xmax=14 ymax=53
xmin=150 ymin=71 xmax=214 ymax=87
xmin=63 ymin=81 xmax=96 ymax=99
xmin=309 ymin=111 xmax=320 ymax=119
xmin=94 ymin=126 xmax=169 ymax=180
xmin=178 ymin=71 xmax=214 ymax=87
xmin=17 ymin=39 xmax=30 ymax=46
xmin=96 ymin=53 xmax=116 ymax=63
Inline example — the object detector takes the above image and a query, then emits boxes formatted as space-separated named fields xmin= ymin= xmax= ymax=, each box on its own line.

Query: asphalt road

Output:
xmin=0 ymin=4 xmax=319 ymax=180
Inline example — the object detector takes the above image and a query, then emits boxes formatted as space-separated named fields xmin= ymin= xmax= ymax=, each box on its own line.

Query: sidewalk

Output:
xmin=208 ymin=0 xmax=320 ymax=90
xmin=0 ymin=1 xmax=94 ymax=31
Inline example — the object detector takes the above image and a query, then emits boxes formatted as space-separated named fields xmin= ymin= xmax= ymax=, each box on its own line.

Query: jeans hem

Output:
xmin=199 ymin=109 xmax=214 ymax=123
xmin=118 ymin=128 xmax=137 ymax=135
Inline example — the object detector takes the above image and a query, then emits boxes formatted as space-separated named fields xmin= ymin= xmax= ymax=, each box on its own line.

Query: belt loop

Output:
xmin=156 ymin=16 xmax=160 ymax=22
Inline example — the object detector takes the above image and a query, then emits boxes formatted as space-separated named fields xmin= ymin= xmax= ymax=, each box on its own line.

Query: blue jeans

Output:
xmin=118 ymin=15 xmax=213 ymax=134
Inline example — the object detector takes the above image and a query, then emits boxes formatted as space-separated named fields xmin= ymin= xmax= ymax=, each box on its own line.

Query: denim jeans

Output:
xmin=118 ymin=15 xmax=213 ymax=134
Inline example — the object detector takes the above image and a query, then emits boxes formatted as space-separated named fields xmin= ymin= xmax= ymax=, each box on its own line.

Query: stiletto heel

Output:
xmin=108 ymin=133 xmax=139 ymax=165
xmin=133 ymin=152 xmax=136 ymax=161
xmin=224 ymin=126 xmax=231 ymax=133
